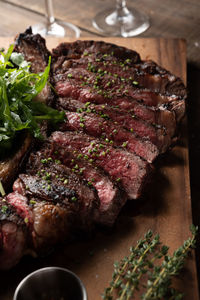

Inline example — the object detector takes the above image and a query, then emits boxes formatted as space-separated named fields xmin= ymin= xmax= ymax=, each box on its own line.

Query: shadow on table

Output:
xmin=187 ymin=61 xmax=200 ymax=295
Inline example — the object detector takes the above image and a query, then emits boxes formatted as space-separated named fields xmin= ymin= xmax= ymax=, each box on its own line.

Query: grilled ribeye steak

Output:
xmin=0 ymin=31 xmax=186 ymax=269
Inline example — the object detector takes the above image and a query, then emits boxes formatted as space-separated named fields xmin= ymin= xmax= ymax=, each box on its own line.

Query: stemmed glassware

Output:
xmin=32 ymin=0 xmax=80 ymax=38
xmin=93 ymin=0 xmax=149 ymax=37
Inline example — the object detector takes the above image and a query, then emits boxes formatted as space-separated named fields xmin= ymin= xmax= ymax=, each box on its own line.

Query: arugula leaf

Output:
xmin=0 ymin=45 xmax=65 ymax=157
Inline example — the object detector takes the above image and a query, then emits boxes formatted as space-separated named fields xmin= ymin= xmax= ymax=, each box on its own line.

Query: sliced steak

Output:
xmin=23 ymin=159 xmax=99 ymax=229
xmin=51 ymin=131 xmax=151 ymax=200
xmin=57 ymin=97 xmax=177 ymax=135
xmin=53 ymin=57 xmax=185 ymax=102
xmin=11 ymin=161 xmax=99 ymax=252
xmin=52 ymin=40 xmax=186 ymax=122
xmin=57 ymin=99 xmax=170 ymax=153
xmin=26 ymin=147 xmax=123 ymax=226
xmin=0 ymin=200 xmax=27 ymax=269
xmin=52 ymin=40 xmax=185 ymax=97
xmin=60 ymin=110 xmax=158 ymax=163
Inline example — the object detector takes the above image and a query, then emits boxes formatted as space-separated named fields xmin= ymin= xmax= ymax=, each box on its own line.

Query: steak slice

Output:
xmin=11 ymin=156 xmax=99 ymax=251
xmin=57 ymin=97 xmax=177 ymax=135
xmin=51 ymin=131 xmax=151 ymax=200
xmin=52 ymin=40 xmax=186 ymax=121
xmin=23 ymin=152 xmax=99 ymax=229
xmin=0 ymin=190 xmax=73 ymax=260
xmin=60 ymin=110 xmax=159 ymax=163
xmin=52 ymin=40 xmax=185 ymax=96
xmin=57 ymin=99 xmax=170 ymax=153
xmin=53 ymin=57 xmax=185 ymax=101
xmin=0 ymin=199 xmax=27 ymax=270
xmin=26 ymin=147 xmax=124 ymax=226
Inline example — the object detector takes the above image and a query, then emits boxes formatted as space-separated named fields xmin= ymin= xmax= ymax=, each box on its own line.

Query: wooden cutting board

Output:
xmin=0 ymin=37 xmax=198 ymax=300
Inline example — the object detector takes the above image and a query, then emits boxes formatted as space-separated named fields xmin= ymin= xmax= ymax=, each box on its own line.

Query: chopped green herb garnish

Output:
xmin=55 ymin=159 xmax=61 ymax=164
xmin=122 ymin=141 xmax=128 ymax=147
xmin=24 ymin=217 xmax=29 ymax=224
xmin=1 ymin=205 xmax=8 ymax=214
xmin=30 ymin=199 xmax=36 ymax=205
xmin=71 ymin=196 xmax=77 ymax=202
xmin=41 ymin=159 xmax=48 ymax=164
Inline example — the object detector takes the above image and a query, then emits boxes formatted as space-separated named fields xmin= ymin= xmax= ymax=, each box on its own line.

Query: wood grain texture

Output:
xmin=1 ymin=0 xmax=200 ymax=66
xmin=0 ymin=1 xmax=92 ymax=37
xmin=0 ymin=37 xmax=198 ymax=300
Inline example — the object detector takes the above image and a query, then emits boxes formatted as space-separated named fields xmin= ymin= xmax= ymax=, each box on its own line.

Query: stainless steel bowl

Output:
xmin=13 ymin=267 xmax=87 ymax=300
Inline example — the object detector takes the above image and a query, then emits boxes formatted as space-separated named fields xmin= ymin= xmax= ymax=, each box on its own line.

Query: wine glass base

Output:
xmin=32 ymin=20 xmax=80 ymax=38
xmin=93 ymin=6 xmax=150 ymax=37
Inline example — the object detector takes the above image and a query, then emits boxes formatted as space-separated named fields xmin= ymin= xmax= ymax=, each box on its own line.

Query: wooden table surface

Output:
xmin=0 ymin=0 xmax=200 ymax=298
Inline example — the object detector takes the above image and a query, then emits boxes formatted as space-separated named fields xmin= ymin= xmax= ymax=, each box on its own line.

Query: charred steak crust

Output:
xmin=15 ymin=27 xmax=50 ymax=73
xmin=52 ymin=40 xmax=141 ymax=64
xmin=14 ymin=27 xmax=55 ymax=106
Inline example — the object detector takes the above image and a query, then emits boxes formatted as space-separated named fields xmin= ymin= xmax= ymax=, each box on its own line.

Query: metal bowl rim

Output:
xmin=13 ymin=266 xmax=87 ymax=300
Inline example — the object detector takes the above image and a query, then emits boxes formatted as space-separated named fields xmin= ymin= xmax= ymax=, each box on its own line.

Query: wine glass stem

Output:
xmin=45 ymin=0 xmax=55 ymax=26
xmin=116 ymin=0 xmax=127 ymax=10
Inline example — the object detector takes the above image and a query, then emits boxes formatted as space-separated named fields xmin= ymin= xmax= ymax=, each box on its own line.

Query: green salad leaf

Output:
xmin=0 ymin=45 xmax=65 ymax=156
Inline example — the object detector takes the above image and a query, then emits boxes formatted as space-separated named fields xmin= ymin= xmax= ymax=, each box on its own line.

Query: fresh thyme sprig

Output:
xmin=102 ymin=225 xmax=198 ymax=300
xmin=142 ymin=225 xmax=198 ymax=300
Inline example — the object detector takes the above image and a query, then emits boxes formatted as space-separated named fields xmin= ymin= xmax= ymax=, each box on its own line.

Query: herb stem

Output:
xmin=143 ymin=232 xmax=196 ymax=299
xmin=128 ymin=253 xmax=159 ymax=298
xmin=109 ymin=242 xmax=140 ymax=296
xmin=119 ymin=240 xmax=158 ymax=300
